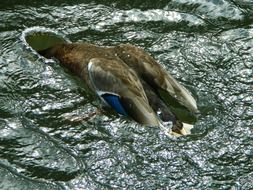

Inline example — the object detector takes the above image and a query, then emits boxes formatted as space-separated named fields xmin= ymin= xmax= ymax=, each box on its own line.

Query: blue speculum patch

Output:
xmin=101 ymin=94 xmax=127 ymax=116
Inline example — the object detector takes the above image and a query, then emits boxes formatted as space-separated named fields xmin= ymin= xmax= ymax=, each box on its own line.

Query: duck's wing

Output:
xmin=87 ymin=57 xmax=160 ymax=126
xmin=115 ymin=44 xmax=198 ymax=114
xmin=141 ymin=77 xmax=193 ymax=136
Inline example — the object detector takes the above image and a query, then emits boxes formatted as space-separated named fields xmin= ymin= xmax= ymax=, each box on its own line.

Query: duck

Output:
xmin=38 ymin=42 xmax=198 ymax=136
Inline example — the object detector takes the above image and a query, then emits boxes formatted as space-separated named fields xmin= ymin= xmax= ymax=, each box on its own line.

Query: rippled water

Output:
xmin=1 ymin=0 xmax=253 ymax=189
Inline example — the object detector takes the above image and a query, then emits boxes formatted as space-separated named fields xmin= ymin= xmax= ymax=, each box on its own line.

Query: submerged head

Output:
xmin=21 ymin=26 xmax=69 ymax=58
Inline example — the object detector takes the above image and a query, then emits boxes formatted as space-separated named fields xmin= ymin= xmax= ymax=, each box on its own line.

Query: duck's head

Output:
xmin=21 ymin=26 xmax=70 ymax=60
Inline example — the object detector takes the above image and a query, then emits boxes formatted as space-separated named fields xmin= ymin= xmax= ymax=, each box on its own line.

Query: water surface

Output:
xmin=1 ymin=0 xmax=253 ymax=189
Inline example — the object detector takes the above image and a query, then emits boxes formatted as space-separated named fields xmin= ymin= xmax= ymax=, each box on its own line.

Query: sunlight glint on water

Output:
xmin=0 ymin=0 xmax=253 ymax=189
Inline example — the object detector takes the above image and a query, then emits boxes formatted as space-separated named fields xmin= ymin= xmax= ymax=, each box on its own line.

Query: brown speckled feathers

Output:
xmin=39 ymin=43 xmax=198 ymax=135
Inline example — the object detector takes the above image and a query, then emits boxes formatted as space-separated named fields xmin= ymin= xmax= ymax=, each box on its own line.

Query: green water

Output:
xmin=1 ymin=0 xmax=253 ymax=189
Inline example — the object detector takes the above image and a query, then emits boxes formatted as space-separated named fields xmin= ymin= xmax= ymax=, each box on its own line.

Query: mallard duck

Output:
xmin=38 ymin=43 xmax=198 ymax=136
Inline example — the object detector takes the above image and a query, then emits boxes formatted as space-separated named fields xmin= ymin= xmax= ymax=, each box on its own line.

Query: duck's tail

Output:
xmin=159 ymin=122 xmax=193 ymax=137
xmin=173 ymin=122 xmax=193 ymax=137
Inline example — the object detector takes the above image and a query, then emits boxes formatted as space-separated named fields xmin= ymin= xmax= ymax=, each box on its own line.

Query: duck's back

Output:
xmin=39 ymin=43 xmax=120 ymax=81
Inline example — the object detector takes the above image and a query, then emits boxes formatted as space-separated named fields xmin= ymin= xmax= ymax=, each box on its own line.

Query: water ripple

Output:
xmin=1 ymin=0 xmax=253 ymax=189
